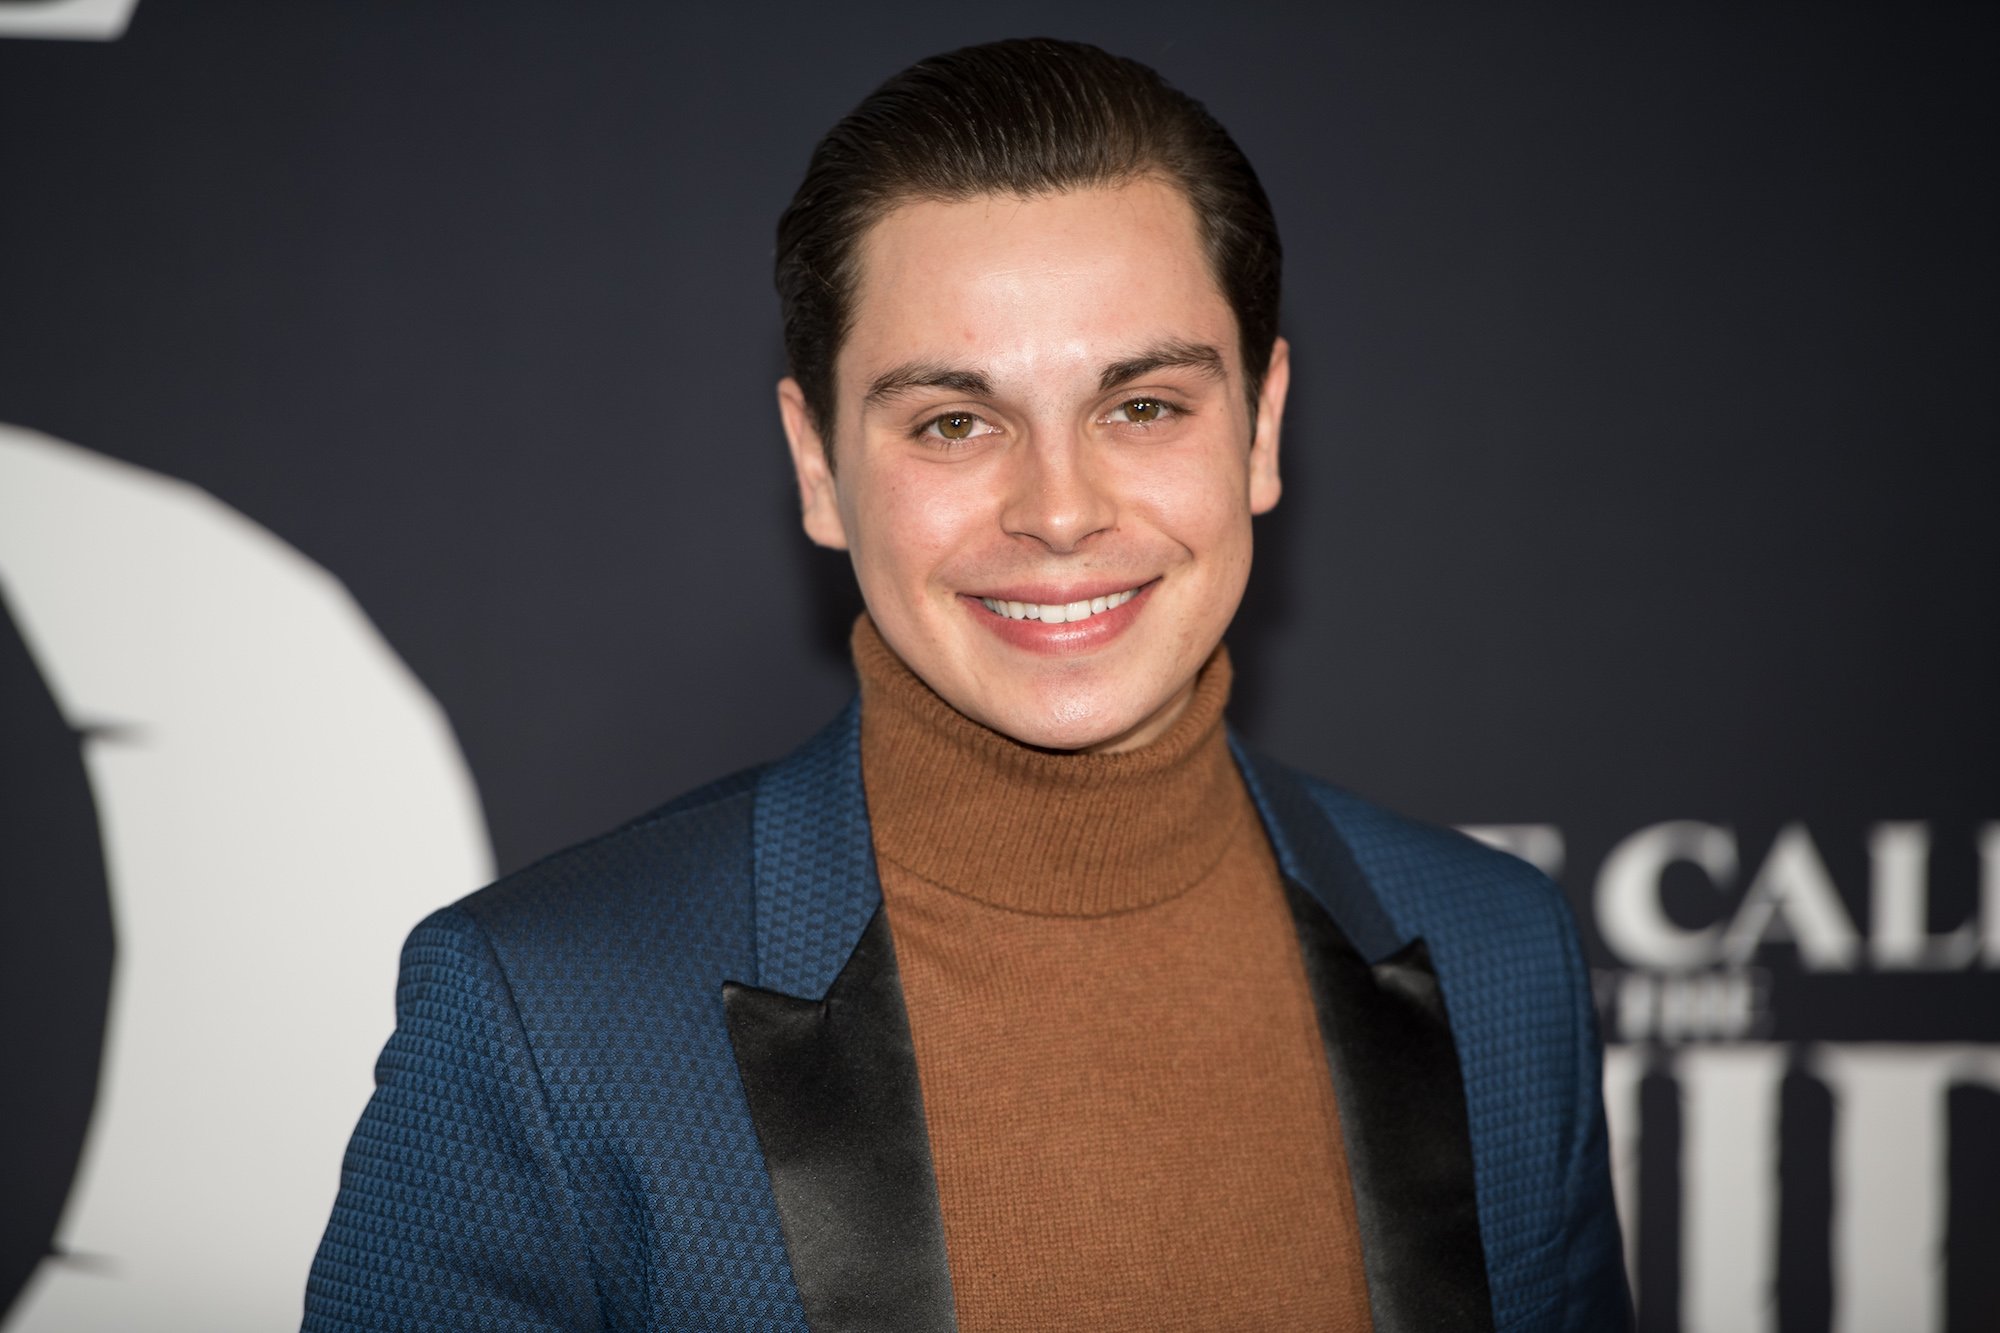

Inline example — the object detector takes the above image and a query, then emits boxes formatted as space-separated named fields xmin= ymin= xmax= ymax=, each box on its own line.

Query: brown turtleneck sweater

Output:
xmin=854 ymin=617 xmax=1373 ymax=1332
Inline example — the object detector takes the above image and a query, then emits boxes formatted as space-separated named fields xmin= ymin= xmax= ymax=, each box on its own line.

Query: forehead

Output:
xmin=841 ymin=178 xmax=1238 ymax=391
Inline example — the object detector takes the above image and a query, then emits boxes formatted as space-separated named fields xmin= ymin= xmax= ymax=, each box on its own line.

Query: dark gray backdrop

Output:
xmin=2 ymin=3 xmax=1994 ymax=1329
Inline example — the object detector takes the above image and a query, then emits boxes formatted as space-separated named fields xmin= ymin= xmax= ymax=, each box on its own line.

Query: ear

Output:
xmin=1247 ymin=336 xmax=1288 ymax=515
xmin=777 ymin=377 xmax=849 ymax=550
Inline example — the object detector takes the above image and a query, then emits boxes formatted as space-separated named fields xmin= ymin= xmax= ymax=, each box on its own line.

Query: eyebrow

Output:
xmin=863 ymin=362 xmax=994 ymax=408
xmin=859 ymin=339 xmax=1229 ymax=411
xmin=1097 ymin=340 xmax=1227 ymax=393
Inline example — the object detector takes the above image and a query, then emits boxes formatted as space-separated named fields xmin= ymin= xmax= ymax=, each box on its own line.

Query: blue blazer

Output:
xmin=305 ymin=704 xmax=1631 ymax=1332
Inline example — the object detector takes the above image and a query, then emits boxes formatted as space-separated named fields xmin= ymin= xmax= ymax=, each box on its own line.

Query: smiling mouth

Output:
xmin=976 ymin=587 xmax=1141 ymax=625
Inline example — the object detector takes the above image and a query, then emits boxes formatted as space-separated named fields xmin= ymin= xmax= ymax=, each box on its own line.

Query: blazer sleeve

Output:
xmin=303 ymin=905 xmax=602 ymax=1332
xmin=1556 ymin=898 xmax=1636 ymax=1333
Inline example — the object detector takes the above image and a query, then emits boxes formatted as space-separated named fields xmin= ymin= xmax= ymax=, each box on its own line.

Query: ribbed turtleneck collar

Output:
xmin=853 ymin=614 xmax=1246 ymax=918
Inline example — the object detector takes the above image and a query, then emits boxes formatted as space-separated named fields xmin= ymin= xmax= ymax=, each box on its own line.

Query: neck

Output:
xmin=852 ymin=614 xmax=1245 ymax=916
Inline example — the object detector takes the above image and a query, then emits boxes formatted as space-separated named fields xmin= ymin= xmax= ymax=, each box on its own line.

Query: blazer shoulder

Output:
xmin=449 ymin=763 xmax=767 ymax=961
xmin=1281 ymin=762 xmax=1575 ymax=946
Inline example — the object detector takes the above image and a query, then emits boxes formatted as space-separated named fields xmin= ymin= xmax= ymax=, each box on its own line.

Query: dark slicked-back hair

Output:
xmin=775 ymin=37 xmax=1283 ymax=449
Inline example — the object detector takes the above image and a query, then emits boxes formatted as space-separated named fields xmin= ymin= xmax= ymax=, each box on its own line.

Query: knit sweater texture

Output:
xmin=854 ymin=616 xmax=1373 ymax=1331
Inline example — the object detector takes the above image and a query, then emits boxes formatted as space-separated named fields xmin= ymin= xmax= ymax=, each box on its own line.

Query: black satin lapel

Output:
xmin=723 ymin=907 xmax=957 ymax=1333
xmin=1286 ymin=879 xmax=1494 ymax=1333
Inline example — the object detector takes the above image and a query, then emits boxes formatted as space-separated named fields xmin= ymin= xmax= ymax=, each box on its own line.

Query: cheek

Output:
xmin=845 ymin=467 xmax=994 ymax=591
xmin=1121 ymin=448 xmax=1254 ymax=561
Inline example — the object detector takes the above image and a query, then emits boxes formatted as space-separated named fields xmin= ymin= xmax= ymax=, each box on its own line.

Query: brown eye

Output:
xmin=936 ymin=413 xmax=977 ymax=440
xmin=1122 ymin=399 xmax=1162 ymax=423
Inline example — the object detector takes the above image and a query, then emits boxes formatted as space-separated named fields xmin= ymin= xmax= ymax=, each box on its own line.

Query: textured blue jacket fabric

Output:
xmin=304 ymin=703 xmax=1629 ymax=1331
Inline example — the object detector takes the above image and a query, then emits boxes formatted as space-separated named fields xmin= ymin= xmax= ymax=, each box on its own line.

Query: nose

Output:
xmin=998 ymin=430 xmax=1115 ymax=554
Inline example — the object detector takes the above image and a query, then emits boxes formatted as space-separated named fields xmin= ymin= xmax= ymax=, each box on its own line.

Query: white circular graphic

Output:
xmin=0 ymin=424 xmax=493 ymax=1331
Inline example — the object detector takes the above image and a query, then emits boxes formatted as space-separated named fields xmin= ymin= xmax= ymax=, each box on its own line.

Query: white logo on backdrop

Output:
xmin=0 ymin=425 xmax=493 ymax=1332
xmin=1467 ymin=821 xmax=2000 ymax=1333
xmin=0 ymin=0 xmax=141 ymax=41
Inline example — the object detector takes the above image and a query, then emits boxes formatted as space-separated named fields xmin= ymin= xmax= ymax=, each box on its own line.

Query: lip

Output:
xmin=958 ymin=578 xmax=1158 ymax=655
xmin=967 ymin=579 xmax=1151 ymax=605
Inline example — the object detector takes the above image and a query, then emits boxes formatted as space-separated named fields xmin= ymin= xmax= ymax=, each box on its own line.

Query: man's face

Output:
xmin=778 ymin=176 xmax=1288 ymax=753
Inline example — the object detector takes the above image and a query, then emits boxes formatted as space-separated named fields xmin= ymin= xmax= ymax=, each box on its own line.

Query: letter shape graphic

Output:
xmin=0 ymin=0 xmax=143 ymax=41
xmin=0 ymin=425 xmax=494 ymax=1331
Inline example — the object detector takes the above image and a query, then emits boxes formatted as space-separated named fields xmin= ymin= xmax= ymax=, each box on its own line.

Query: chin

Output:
xmin=977 ymin=685 xmax=1168 ymax=754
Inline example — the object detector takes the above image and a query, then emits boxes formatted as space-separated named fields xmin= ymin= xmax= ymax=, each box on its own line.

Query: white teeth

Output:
xmin=978 ymin=587 xmax=1141 ymax=622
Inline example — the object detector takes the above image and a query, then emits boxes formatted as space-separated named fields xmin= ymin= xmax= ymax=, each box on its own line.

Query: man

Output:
xmin=306 ymin=38 xmax=1630 ymax=1332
